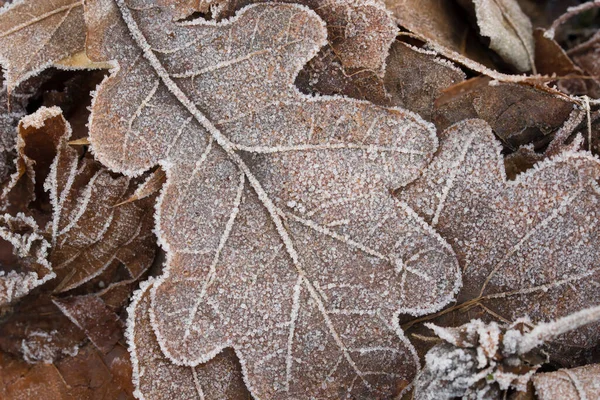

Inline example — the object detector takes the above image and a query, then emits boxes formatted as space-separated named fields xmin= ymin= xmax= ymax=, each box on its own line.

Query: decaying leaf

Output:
xmin=0 ymin=0 xmax=86 ymax=91
xmin=2 ymin=106 xmax=65 ymax=208
xmin=0 ymin=213 xmax=52 ymax=308
xmin=464 ymin=0 xmax=535 ymax=72
xmin=532 ymin=363 xmax=600 ymax=400
xmin=398 ymin=119 xmax=600 ymax=360
xmin=85 ymin=1 xmax=461 ymax=397
xmin=434 ymin=77 xmax=575 ymax=150
xmin=127 ymin=279 xmax=251 ymax=399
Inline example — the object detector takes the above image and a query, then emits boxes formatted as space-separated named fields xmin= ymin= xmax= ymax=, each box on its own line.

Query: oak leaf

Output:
xmin=85 ymin=1 xmax=461 ymax=397
xmin=0 ymin=0 xmax=86 ymax=91
xmin=128 ymin=279 xmax=251 ymax=400
xmin=398 ymin=119 xmax=600 ymax=360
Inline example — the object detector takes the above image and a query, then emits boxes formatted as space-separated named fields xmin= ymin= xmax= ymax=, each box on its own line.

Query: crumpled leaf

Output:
xmin=0 ymin=106 xmax=157 ymax=363
xmin=38 ymin=106 xmax=156 ymax=293
xmin=465 ymin=0 xmax=535 ymax=72
xmin=532 ymin=363 xmax=600 ymax=400
xmin=398 ymin=119 xmax=600 ymax=360
xmin=0 ymin=213 xmax=52 ymax=308
xmin=2 ymin=106 xmax=65 ymax=208
xmin=0 ymin=0 xmax=86 ymax=91
xmin=127 ymin=278 xmax=251 ymax=399
xmin=434 ymin=77 xmax=575 ymax=150
xmin=85 ymin=1 xmax=461 ymax=397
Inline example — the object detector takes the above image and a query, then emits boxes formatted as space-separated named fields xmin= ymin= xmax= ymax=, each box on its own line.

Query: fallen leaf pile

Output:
xmin=0 ymin=0 xmax=599 ymax=399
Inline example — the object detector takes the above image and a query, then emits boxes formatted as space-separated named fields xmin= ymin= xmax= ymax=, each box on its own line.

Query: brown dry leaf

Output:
xmin=40 ymin=107 xmax=156 ymax=293
xmin=53 ymin=295 xmax=123 ymax=354
xmin=434 ymin=76 xmax=575 ymax=150
xmin=159 ymin=0 xmax=397 ymax=104
xmin=384 ymin=0 xmax=492 ymax=66
xmin=0 ymin=293 xmax=86 ymax=363
xmin=384 ymin=41 xmax=466 ymax=121
xmin=464 ymin=0 xmax=535 ymax=72
xmin=2 ymin=106 xmax=65 ymax=208
xmin=0 ymin=213 xmax=52 ymax=308
xmin=569 ymin=31 xmax=600 ymax=91
xmin=0 ymin=0 xmax=86 ymax=91
xmin=127 ymin=279 xmax=251 ymax=399
xmin=398 ymin=119 xmax=600 ymax=360
xmin=532 ymin=364 xmax=600 ymax=400
xmin=0 ymin=342 xmax=135 ymax=400
xmin=0 ymin=105 xmax=157 ymax=364
xmin=85 ymin=1 xmax=461 ymax=397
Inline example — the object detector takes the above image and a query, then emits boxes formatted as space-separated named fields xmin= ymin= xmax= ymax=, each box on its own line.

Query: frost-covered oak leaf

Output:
xmin=398 ymin=119 xmax=600 ymax=357
xmin=85 ymin=1 xmax=460 ymax=397
xmin=0 ymin=0 xmax=86 ymax=91
xmin=128 ymin=279 xmax=251 ymax=399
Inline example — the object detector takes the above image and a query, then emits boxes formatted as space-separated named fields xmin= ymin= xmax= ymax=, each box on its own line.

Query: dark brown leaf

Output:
xmin=434 ymin=76 xmax=575 ymax=150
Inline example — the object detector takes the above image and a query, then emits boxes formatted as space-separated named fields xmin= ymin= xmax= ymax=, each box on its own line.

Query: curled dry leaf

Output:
xmin=0 ymin=0 xmax=86 ymax=91
xmin=434 ymin=77 xmax=575 ymax=150
xmin=85 ymin=1 xmax=461 ymax=397
xmin=40 ymin=107 xmax=156 ymax=293
xmin=2 ymin=106 xmax=65 ymax=209
xmin=0 ymin=106 xmax=157 ymax=363
xmin=465 ymin=0 xmax=535 ymax=72
xmin=532 ymin=363 xmax=600 ymax=400
xmin=0 ymin=212 xmax=52 ymax=308
xmin=398 ymin=119 xmax=600 ymax=360
xmin=128 ymin=279 xmax=251 ymax=400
